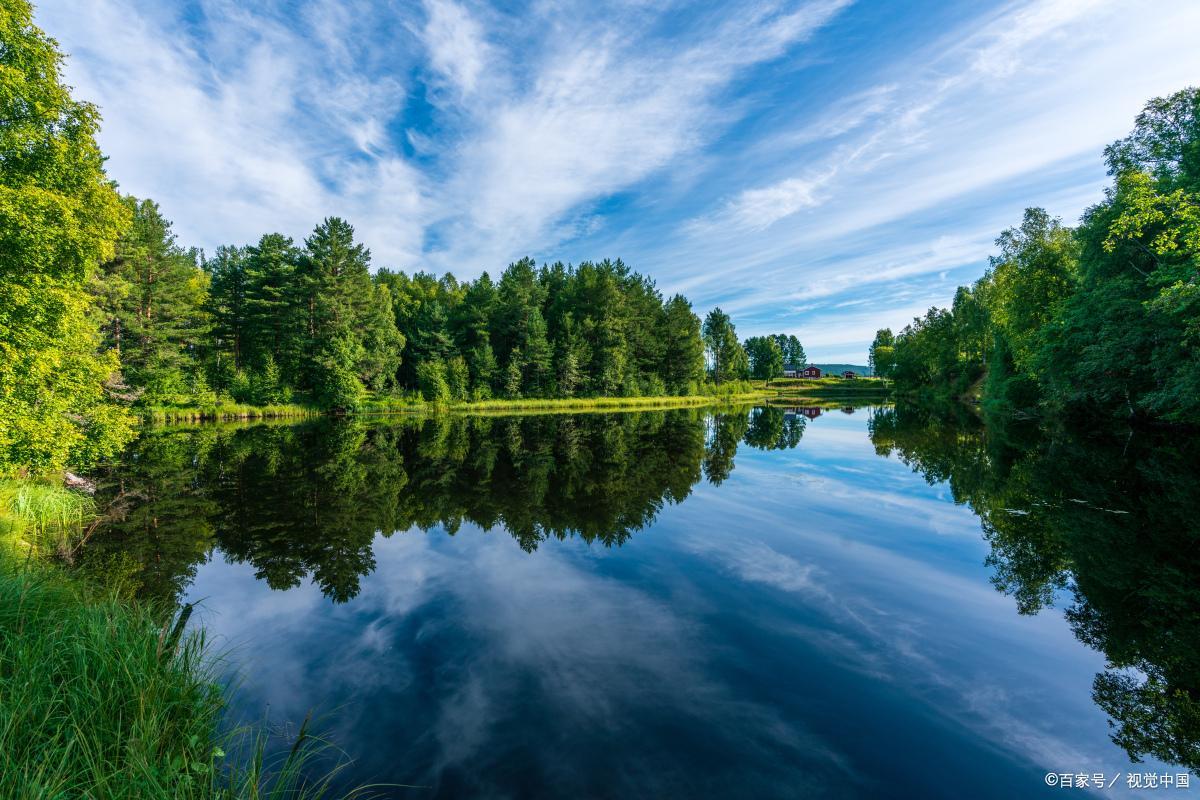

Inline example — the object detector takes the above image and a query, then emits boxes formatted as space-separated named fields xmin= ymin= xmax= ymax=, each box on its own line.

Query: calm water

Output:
xmin=85 ymin=404 xmax=1199 ymax=798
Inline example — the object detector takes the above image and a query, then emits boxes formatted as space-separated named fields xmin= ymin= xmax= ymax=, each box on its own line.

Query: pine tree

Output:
xmin=660 ymin=295 xmax=705 ymax=393
xmin=98 ymin=197 xmax=210 ymax=403
xmin=242 ymin=233 xmax=302 ymax=381
xmin=206 ymin=245 xmax=250 ymax=377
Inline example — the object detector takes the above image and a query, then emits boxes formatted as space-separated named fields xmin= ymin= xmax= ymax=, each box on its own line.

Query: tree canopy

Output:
xmin=0 ymin=1 xmax=133 ymax=473
xmin=885 ymin=88 xmax=1200 ymax=425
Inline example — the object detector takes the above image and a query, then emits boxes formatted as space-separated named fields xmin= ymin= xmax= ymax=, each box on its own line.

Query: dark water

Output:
xmin=84 ymin=404 xmax=1200 ymax=798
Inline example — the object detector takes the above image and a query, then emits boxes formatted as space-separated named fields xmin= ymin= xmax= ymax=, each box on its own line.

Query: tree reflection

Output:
xmin=84 ymin=406 xmax=808 ymax=605
xmin=870 ymin=402 xmax=1200 ymax=772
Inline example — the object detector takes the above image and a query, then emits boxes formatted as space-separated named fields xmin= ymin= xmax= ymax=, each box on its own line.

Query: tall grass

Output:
xmin=0 ymin=478 xmax=378 ymax=798
xmin=140 ymin=403 xmax=320 ymax=424
xmin=0 ymin=566 xmax=376 ymax=799
xmin=0 ymin=478 xmax=94 ymax=556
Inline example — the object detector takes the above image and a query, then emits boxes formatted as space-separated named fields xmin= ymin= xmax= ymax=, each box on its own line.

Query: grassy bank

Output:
xmin=0 ymin=480 xmax=363 ymax=799
xmin=762 ymin=377 xmax=893 ymax=399
xmin=361 ymin=390 xmax=764 ymax=416
xmin=0 ymin=478 xmax=94 ymax=558
xmin=140 ymin=403 xmax=321 ymax=424
xmin=145 ymin=386 xmax=767 ymax=424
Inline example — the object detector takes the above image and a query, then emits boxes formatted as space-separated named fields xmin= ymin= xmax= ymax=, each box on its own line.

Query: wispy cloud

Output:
xmin=36 ymin=0 xmax=1200 ymax=361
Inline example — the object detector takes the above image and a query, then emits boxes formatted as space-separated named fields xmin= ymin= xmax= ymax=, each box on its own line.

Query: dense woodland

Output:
xmin=0 ymin=3 xmax=808 ymax=475
xmin=103 ymin=203 xmax=717 ymax=410
xmin=871 ymin=89 xmax=1200 ymax=425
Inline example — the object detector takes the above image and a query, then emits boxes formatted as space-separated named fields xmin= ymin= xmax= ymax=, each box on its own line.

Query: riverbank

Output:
xmin=141 ymin=386 xmax=767 ymax=424
xmin=0 ymin=480 xmax=359 ymax=799
xmin=758 ymin=377 xmax=893 ymax=402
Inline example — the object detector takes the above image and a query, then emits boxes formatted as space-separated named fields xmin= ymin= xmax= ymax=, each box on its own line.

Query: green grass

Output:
xmin=0 ymin=566 xmax=373 ymax=799
xmin=0 ymin=479 xmax=378 ymax=799
xmin=0 ymin=478 xmax=95 ymax=557
xmin=763 ymin=377 xmax=892 ymax=396
xmin=152 ymin=388 xmax=767 ymax=423
xmin=391 ymin=391 xmax=765 ymax=416
xmin=140 ymin=403 xmax=320 ymax=424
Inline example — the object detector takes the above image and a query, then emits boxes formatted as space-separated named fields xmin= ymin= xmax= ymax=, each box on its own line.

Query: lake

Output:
xmin=83 ymin=403 xmax=1199 ymax=798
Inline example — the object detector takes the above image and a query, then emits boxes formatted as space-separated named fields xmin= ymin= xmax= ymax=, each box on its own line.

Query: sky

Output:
xmin=37 ymin=0 xmax=1200 ymax=362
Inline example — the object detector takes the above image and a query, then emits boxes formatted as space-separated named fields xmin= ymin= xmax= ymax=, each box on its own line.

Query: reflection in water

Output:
xmin=86 ymin=407 xmax=807 ymax=603
xmin=869 ymin=402 xmax=1200 ymax=772
xmin=80 ymin=402 xmax=1199 ymax=782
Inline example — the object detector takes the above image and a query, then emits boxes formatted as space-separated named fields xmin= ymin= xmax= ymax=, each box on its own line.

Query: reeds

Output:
xmin=0 ymin=566 xmax=376 ymax=799
xmin=140 ymin=403 xmax=320 ymax=424
xmin=0 ymin=478 xmax=94 ymax=556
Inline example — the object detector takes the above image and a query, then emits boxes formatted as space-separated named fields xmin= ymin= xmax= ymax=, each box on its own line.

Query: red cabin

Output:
xmin=801 ymin=365 xmax=822 ymax=378
xmin=842 ymin=370 xmax=857 ymax=379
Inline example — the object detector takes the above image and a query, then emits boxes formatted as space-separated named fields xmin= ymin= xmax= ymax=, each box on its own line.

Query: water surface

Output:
xmin=86 ymin=405 xmax=1199 ymax=798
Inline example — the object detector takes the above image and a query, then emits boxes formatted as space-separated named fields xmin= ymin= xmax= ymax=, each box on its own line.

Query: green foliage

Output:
xmin=445 ymin=355 xmax=469 ymax=401
xmin=702 ymin=307 xmax=748 ymax=385
xmin=660 ymin=295 xmax=706 ymax=393
xmin=312 ymin=343 xmax=365 ymax=412
xmin=0 ymin=478 xmax=93 ymax=557
xmin=887 ymin=88 xmax=1200 ymax=424
xmin=868 ymin=329 xmax=895 ymax=378
xmin=870 ymin=401 xmax=1200 ymax=771
xmin=416 ymin=359 xmax=451 ymax=403
xmin=0 ymin=1 xmax=134 ymax=473
xmin=771 ymin=334 xmax=806 ymax=367
xmin=0 ymin=563 xmax=366 ymax=798
xmin=743 ymin=335 xmax=785 ymax=383
xmin=96 ymin=196 xmax=210 ymax=405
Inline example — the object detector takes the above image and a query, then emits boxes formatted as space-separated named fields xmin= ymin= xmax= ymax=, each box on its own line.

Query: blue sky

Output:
xmin=38 ymin=0 xmax=1200 ymax=362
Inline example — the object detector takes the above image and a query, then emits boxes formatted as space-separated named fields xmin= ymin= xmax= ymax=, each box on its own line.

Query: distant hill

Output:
xmin=812 ymin=363 xmax=872 ymax=376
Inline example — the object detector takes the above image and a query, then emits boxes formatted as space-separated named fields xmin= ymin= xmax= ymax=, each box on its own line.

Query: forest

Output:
xmin=869 ymin=88 xmax=1200 ymax=425
xmin=0 ymin=1 xmax=808 ymax=478
xmin=110 ymin=206 xmax=719 ymax=408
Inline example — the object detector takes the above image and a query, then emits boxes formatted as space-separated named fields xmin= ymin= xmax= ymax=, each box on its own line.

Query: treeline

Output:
xmin=1 ymin=1 xmax=809 ymax=476
xmin=100 ymin=201 xmax=808 ymax=410
xmin=870 ymin=88 xmax=1200 ymax=424
xmin=95 ymin=200 xmax=711 ymax=408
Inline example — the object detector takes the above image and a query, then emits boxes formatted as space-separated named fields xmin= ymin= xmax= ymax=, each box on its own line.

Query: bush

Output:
xmin=416 ymin=360 xmax=451 ymax=403
xmin=445 ymin=356 xmax=469 ymax=401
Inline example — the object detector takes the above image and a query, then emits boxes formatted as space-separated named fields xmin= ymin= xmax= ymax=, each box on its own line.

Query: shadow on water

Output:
xmin=80 ymin=401 xmax=1199 ymax=774
xmin=83 ymin=406 xmax=811 ymax=603
xmin=869 ymin=401 xmax=1200 ymax=773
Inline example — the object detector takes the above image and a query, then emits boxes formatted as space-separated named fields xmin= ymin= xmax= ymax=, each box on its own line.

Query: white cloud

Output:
xmin=644 ymin=0 xmax=1200 ymax=358
xmin=726 ymin=176 xmax=826 ymax=230
xmin=33 ymin=0 xmax=1200 ymax=360
xmin=421 ymin=0 xmax=854 ymax=270
xmin=39 ymin=0 xmax=426 ymax=265
xmin=421 ymin=0 xmax=492 ymax=96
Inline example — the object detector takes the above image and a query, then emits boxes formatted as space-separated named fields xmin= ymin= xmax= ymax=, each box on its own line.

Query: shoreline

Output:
xmin=138 ymin=391 xmax=773 ymax=424
xmin=139 ymin=380 xmax=894 ymax=424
